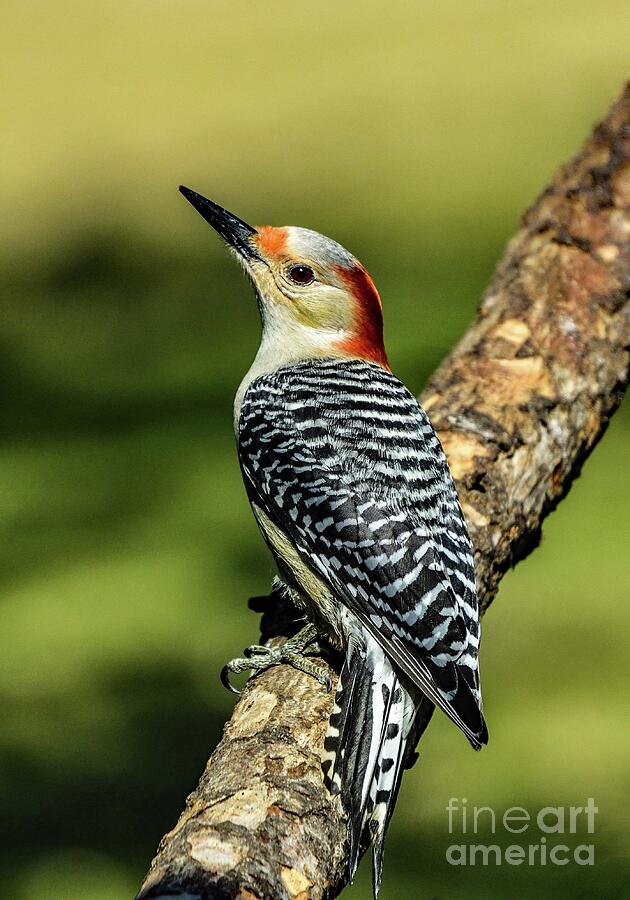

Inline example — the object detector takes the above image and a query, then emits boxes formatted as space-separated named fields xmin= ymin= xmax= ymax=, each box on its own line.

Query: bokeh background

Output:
xmin=3 ymin=2 xmax=630 ymax=898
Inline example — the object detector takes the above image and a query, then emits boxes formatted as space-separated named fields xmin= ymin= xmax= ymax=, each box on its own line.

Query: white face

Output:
xmin=242 ymin=226 xmax=360 ymax=350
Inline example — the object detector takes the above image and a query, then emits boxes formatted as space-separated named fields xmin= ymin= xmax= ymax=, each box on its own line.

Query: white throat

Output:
xmin=233 ymin=304 xmax=345 ymax=432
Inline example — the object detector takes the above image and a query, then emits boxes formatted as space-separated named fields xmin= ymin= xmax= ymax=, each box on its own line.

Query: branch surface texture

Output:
xmin=138 ymin=84 xmax=630 ymax=900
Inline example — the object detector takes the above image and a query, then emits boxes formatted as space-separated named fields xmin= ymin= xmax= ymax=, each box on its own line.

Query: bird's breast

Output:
xmin=251 ymin=501 xmax=347 ymax=641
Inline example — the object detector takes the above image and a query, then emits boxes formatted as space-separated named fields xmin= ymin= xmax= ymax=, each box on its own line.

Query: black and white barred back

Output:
xmin=238 ymin=358 xmax=487 ymax=892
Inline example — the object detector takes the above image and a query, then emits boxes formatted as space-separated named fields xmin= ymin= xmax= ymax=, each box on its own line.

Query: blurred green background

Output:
xmin=2 ymin=2 xmax=630 ymax=898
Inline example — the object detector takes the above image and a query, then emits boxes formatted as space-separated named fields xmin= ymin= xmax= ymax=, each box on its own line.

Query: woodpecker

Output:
xmin=180 ymin=185 xmax=487 ymax=896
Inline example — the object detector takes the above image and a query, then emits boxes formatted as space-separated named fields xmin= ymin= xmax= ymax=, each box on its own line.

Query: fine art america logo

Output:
xmin=445 ymin=798 xmax=598 ymax=866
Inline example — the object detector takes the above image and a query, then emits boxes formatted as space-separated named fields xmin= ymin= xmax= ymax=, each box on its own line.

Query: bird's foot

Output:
xmin=220 ymin=622 xmax=332 ymax=694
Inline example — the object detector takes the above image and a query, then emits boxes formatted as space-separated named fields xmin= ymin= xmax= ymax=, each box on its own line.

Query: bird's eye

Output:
xmin=287 ymin=264 xmax=315 ymax=285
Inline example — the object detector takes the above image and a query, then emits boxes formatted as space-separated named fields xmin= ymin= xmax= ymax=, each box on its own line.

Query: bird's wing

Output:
xmin=238 ymin=358 xmax=487 ymax=748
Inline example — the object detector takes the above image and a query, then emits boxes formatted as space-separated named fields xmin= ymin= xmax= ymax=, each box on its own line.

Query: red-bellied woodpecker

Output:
xmin=179 ymin=185 xmax=488 ymax=896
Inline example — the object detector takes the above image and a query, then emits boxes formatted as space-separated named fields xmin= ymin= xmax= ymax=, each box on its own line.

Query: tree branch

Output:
xmin=137 ymin=83 xmax=630 ymax=900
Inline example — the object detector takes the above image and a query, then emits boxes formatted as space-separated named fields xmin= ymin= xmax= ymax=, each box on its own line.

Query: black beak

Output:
xmin=179 ymin=186 xmax=259 ymax=259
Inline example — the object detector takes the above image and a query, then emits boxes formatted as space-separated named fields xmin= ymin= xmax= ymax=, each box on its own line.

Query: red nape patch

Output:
xmin=256 ymin=226 xmax=288 ymax=258
xmin=335 ymin=264 xmax=390 ymax=370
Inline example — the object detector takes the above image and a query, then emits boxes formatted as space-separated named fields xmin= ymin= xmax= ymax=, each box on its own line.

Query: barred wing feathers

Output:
xmin=238 ymin=358 xmax=487 ymax=749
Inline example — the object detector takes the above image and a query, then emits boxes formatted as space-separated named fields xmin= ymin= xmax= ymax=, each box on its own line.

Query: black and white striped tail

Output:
xmin=321 ymin=631 xmax=433 ymax=896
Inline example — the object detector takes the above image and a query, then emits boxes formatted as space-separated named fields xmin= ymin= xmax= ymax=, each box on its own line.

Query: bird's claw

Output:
xmin=220 ymin=624 xmax=332 ymax=694
xmin=220 ymin=663 xmax=243 ymax=695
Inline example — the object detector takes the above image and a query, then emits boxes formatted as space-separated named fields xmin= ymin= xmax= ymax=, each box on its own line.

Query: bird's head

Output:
xmin=180 ymin=186 xmax=389 ymax=370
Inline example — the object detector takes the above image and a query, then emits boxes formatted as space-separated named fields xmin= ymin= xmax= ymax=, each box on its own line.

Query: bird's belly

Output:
xmin=251 ymin=502 xmax=347 ymax=643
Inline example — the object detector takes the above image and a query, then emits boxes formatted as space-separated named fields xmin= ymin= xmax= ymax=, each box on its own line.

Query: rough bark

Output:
xmin=137 ymin=83 xmax=630 ymax=900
